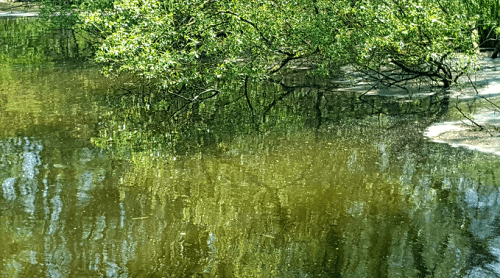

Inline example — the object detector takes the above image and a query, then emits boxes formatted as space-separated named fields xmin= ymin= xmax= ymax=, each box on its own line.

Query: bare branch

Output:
xmin=466 ymin=74 xmax=500 ymax=111
xmin=269 ymin=46 xmax=320 ymax=75
xmin=454 ymin=104 xmax=494 ymax=136
xmin=193 ymin=88 xmax=221 ymax=101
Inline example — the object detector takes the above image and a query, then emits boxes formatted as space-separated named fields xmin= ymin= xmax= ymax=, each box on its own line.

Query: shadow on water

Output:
xmin=1 ymin=17 xmax=500 ymax=278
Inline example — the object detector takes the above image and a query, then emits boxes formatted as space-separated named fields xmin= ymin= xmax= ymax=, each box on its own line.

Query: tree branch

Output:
xmin=455 ymin=104 xmax=493 ymax=136
xmin=219 ymin=10 xmax=271 ymax=46
xmin=243 ymin=75 xmax=254 ymax=112
xmin=269 ymin=46 xmax=320 ymax=75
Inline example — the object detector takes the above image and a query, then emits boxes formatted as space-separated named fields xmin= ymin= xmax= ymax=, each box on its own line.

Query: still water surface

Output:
xmin=1 ymin=18 xmax=500 ymax=277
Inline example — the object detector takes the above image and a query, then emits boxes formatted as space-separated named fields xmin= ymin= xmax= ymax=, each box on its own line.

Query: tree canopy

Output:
xmin=75 ymin=0 xmax=492 ymax=88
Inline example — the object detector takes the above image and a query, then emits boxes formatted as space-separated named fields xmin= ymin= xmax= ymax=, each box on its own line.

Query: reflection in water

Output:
xmin=0 ymin=137 xmax=135 ymax=277
xmin=2 ymin=177 xmax=17 ymax=201
xmin=92 ymin=135 xmax=500 ymax=277
xmin=0 ymin=123 xmax=500 ymax=277
xmin=1 ymin=132 xmax=500 ymax=277
xmin=462 ymin=179 xmax=500 ymax=277
xmin=21 ymin=138 xmax=42 ymax=215
xmin=2 ymin=16 xmax=500 ymax=278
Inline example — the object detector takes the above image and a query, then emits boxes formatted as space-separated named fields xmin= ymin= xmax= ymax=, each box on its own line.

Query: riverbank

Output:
xmin=424 ymin=54 xmax=500 ymax=156
xmin=0 ymin=0 xmax=39 ymax=16
xmin=0 ymin=10 xmax=37 ymax=16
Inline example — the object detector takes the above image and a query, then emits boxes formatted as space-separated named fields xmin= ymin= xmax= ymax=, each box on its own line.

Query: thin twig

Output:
xmin=454 ymin=104 xmax=493 ymax=136
xmin=193 ymin=88 xmax=220 ymax=101
xmin=466 ymin=74 xmax=500 ymax=111
xmin=269 ymin=46 xmax=320 ymax=74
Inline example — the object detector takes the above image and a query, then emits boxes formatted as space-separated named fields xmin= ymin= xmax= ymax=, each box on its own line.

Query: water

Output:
xmin=1 ymin=17 xmax=500 ymax=277
xmin=424 ymin=56 xmax=500 ymax=156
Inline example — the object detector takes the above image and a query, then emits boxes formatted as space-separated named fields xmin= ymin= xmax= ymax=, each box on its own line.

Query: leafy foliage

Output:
xmin=351 ymin=0 xmax=480 ymax=88
xmin=77 ymin=0 xmax=486 ymax=93
xmin=81 ymin=0 xmax=347 ymax=94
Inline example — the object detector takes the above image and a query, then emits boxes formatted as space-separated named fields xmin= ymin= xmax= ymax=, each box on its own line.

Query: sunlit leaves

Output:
xmin=74 ymin=0 xmax=488 ymax=95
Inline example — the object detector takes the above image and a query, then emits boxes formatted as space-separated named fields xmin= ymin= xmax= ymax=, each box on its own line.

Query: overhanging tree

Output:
xmin=80 ymin=0 xmax=481 ymax=88
xmin=70 ymin=0 xmax=486 ymax=128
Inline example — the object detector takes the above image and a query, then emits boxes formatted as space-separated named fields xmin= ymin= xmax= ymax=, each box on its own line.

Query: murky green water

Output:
xmin=1 ymin=18 xmax=500 ymax=278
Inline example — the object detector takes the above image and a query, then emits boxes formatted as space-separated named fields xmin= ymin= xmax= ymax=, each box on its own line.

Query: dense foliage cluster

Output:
xmin=40 ymin=0 xmax=499 ymax=94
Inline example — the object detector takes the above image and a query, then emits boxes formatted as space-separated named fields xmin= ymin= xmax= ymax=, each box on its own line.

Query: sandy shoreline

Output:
xmin=0 ymin=11 xmax=37 ymax=16
xmin=424 ymin=57 xmax=500 ymax=156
